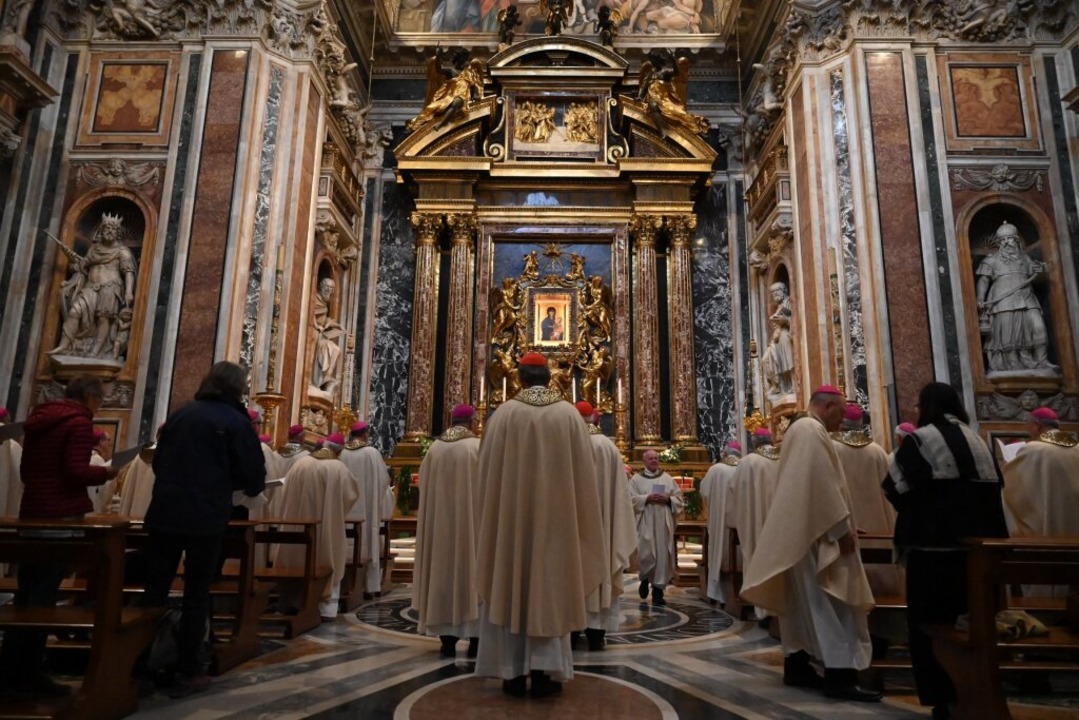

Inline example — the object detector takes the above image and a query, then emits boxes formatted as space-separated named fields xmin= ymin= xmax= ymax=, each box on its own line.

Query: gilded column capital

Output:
xmin=411 ymin=212 xmax=442 ymax=246
xmin=446 ymin=212 xmax=477 ymax=247
xmin=630 ymin=213 xmax=662 ymax=246
xmin=665 ymin=214 xmax=697 ymax=247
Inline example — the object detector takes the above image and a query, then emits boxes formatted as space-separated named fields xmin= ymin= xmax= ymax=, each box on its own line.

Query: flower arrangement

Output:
xmin=658 ymin=444 xmax=683 ymax=464
xmin=418 ymin=435 xmax=434 ymax=457
xmin=395 ymin=465 xmax=416 ymax=516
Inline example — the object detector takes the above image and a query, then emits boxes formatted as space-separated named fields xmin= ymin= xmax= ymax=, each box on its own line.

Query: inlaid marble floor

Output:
xmin=125 ymin=582 xmax=1077 ymax=720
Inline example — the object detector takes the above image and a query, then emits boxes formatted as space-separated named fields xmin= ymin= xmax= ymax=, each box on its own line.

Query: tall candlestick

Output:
xmin=571 ymin=379 xmax=577 ymax=403
xmin=617 ymin=377 xmax=623 ymax=405
xmin=479 ymin=374 xmax=485 ymax=404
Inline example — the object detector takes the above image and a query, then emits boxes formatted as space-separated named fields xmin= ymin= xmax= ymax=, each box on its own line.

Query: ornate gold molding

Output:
xmin=405 ymin=212 xmax=442 ymax=439
xmin=630 ymin=212 xmax=662 ymax=443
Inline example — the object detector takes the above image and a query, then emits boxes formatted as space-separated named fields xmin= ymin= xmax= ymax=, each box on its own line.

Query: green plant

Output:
xmin=395 ymin=465 xmax=416 ymax=516
xmin=682 ymin=472 xmax=702 ymax=520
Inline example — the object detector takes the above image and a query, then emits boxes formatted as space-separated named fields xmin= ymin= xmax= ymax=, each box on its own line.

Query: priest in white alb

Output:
xmin=1002 ymin=406 xmax=1079 ymax=597
xmin=832 ymin=403 xmax=902 ymax=600
xmin=699 ymin=440 xmax=740 ymax=605
xmin=475 ymin=351 xmax=606 ymax=699
xmin=730 ymin=428 xmax=780 ymax=620
xmin=339 ymin=420 xmax=389 ymax=597
xmin=629 ymin=448 xmax=684 ymax=606
xmin=272 ymin=433 xmax=360 ymax=620
xmin=412 ymin=404 xmax=482 ymax=658
xmin=575 ymin=401 xmax=636 ymax=651
xmin=264 ymin=424 xmax=310 ymax=518
xmin=741 ymin=386 xmax=880 ymax=702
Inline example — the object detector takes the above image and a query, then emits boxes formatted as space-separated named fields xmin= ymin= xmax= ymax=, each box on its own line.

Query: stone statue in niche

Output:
xmin=48 ymin=213 xmax=137 ymax=361
xmin=2 ymin=0 xmax=35 ymax=38
xmin=309 ymin=277 xmax=344 ymax=398
xmin=975 ymin=221 xmax=1057 ymax=376
xmin=761 ymin=281 xmax=795 ymax=405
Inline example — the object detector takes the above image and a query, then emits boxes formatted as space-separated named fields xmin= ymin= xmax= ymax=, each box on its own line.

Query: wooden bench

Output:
xmin=339 ymin=519 xmax=366 ymax=611
xmin=246 ymin=519 xmax=331 ymax=637
xmin=0 ymin=518 xmax=162 ymax=720
xmin=927 ymin=538 xmax=1079 ymax=720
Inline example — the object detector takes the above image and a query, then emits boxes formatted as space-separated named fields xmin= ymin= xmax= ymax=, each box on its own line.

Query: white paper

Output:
xmin=265 ymin=478 xmax=285 ymax=488
xmin=232 ymin=491 xmax=268 ymax=509
xmin=997 ymin=439 xmax=1025 ymax=464
xmin=651 ymin=483 xmax=665 ymax=495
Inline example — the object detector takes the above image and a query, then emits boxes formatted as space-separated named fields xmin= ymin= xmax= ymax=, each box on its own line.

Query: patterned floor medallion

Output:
xmin=355 ymin=597 xmax=734 ymax=645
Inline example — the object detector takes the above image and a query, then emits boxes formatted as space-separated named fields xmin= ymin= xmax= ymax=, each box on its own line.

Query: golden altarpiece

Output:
xmin=393 ymin=36 xmax=716 ymax=460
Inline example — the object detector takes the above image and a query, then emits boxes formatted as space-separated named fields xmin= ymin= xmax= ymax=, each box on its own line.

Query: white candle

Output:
xmin=479 ymin=375 xmax=485 ymax=403
xmin=571 ymin=379 xmax=577 ymax=403
xmin=618 ymin=377 xmax=623 ymax=405
xmin=596 ymin=381 xmax=601 ymax=406
xmin=502 ymin=377 xmax=507 ymax=400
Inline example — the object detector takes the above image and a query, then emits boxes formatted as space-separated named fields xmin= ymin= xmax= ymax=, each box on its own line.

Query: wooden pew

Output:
xmin=927 ymin=538 xmax=1079 ymax=720
xmin=339 ymin=519 xmax=366 ymax=612
xmin=247 ymin=519 xmax=330 ymax=638
xmin=0 ymin=518 xmax=161 ymax=720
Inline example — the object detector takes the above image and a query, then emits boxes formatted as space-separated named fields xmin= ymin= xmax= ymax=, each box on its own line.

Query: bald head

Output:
xmin=810 ymin=391 xmax=845 ymax=432
xmin=643 ymin=449 xmax=660 ymax=472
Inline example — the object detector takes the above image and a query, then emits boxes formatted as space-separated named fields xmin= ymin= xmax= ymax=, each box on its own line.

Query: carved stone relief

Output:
xmin=977 ymin=389 xmax=1079 ymax=421
xmin=951 ymin=164 xmax=1045 ymax=193
xmin=74 ymin=160 xmax=163 ymax=190
xmin=315 ymin=210 xmax=357 ymax=267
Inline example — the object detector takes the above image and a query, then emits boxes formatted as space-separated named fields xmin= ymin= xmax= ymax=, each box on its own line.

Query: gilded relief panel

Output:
xmin=937 ymin=53 xmax=1041 ymax=152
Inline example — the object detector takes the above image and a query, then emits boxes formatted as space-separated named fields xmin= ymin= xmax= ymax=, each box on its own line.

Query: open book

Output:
xmin=231 ymin=478 xmax=285 ymax=509
xmin=996 ymin=439 xmax=1026 ymax=464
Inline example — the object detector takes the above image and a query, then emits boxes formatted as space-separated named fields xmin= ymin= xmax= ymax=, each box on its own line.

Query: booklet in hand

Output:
xmin=651 ymin=483 xmax=665 ymax=495
xmin=110 ymin=445 xmax=144 ymax=468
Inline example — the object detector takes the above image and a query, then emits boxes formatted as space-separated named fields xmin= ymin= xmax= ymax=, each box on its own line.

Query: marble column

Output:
xmin=666 ymin=213 xmax=700 ymax=443
xmin=443 ymin=212 xmax=476 ymax=415
xmin=404 ymin=212 xmax=441 ymax=440
xmin=630 ymin=213 xmax=662 ymax=443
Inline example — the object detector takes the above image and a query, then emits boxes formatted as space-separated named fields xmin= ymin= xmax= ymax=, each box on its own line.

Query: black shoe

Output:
xmin=569 ymin=630 xmax=582 ymax=649
xmin=783 ymin=651 xmax=823 ymax=689
xmin=585 ymin=628 xmax=605 ymax=651
xmin=529 ymin=671 xmax=562 ymax=699
xmin=822 ymin=684 xmax=883 ymax=702
xmin=651 ymin=586 xmax=665 ymax=606
xmin=638 ymin=578 xmax=650 ymax=599
xmin=467 ymin=637 xmax=479 ymax=658
xmin=439 ymin=635 xmax=458 ymax=658
xmin=502 ymin=676 xmax=527 ymax=697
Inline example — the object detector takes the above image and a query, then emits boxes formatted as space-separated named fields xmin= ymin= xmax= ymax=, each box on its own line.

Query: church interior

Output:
xmin=1 ymin=0 xmax=1079 ymax=717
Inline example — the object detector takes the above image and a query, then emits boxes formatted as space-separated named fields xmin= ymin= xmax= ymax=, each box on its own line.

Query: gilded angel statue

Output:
xmin=409 ymin=55 xmax=484 ymax=131
xmin=541 ymin=0 xmax=572 ymax=35
xmin=638 ymin=48 xmax=709 ymax=138
xmin=490 ymin=277 xmax=522 ymax=341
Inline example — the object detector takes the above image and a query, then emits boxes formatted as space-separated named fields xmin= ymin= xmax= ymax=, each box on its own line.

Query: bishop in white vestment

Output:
xmin=699 ymin=440 xmax=740 ymax=604
xmin=629 ymin=449 xmax=684 ymax=606
xmin=339 ymin=421 xmax=389 ymax=596
xmin=730 ymin=429 xmax=780 ymax=620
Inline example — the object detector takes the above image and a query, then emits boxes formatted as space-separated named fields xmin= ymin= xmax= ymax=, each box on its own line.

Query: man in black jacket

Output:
xmin=142 ymin=361 xmax=265 ymax=698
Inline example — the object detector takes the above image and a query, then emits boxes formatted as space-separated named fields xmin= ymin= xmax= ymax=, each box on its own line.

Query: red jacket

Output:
xmin=18 ymin=399 xmax=109 ymax=518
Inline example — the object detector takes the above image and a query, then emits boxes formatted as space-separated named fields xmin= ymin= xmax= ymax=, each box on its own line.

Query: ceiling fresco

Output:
xmin=394 ymin=0 xmax=727 ymax=36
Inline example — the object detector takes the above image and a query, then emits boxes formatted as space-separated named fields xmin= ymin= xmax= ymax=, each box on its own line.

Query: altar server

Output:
xmin=412 ymin=404 xmax=482 ymax=658
xmin=741 ymin=386 xmax=880 ymax=702
xmin=730 ymin=428 xmax=780 ymax=620
xmin=475 ymin=351 xmax=606 ymax=698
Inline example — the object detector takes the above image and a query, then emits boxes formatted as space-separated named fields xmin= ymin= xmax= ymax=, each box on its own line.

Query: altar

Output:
xmin=390 ymin=36 xmax=717 ymax=460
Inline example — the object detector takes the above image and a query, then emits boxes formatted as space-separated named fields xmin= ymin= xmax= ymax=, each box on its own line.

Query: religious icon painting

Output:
xmin=530 ymin=290 xmax=575 ymax=347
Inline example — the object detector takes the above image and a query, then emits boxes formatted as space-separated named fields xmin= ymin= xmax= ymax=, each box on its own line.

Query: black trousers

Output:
xmin=0 ymin=561 xmax=68 ymax=685
xmin=141 ymin=531 xmax=222 ymax=678
xmin=905 ymin=549 xmax=968 ymax=708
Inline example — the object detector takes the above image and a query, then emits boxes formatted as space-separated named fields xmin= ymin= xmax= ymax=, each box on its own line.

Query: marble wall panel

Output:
xmin=865 ymin=53 xmax=934 ymax=424
xmin=239 ymin=67 xmax=283 ymax=373
xmin=1043 ymin=58 xmax=1079 ymax=320
xmin=830 ymin=70 xmax=868 ymax=408
xmin=1 ymin=45 xmax=60 ymax=409
xmin=791 ymin=82 xmax=824 ymax=391
xmin=353 ymin=175 xmax=379 ymax=410
xmin=368 ymin=181 xmax=416 ymax=456
xmin=914 ymin=56 xmax=962 ymax=386
xmin=692 ymin=183 xmax=735 ymax=460
xmin=735 ymin=179 xmax=750 ymax=407
xmin=169 ymin=49 xmax=249 ymax=409
xmin=279 ymin=84 xmax=320 ymax=417
xmin=140 ymin=53 xmax=202 ymax=438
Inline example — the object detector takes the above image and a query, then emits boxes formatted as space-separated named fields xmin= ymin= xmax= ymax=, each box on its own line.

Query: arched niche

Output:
xmin=760 ymin=262 xmax=797 ymax=413
xmin=38 ymin=189 xmax=155 ymax=384
xmin=305 ymin=258 xmax=344 ymax=409
xmin=955 ymin=195 xmax=1076 ymax=392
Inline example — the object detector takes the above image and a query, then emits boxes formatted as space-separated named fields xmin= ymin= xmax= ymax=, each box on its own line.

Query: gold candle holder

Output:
xmin=334 ymin=403 xmax=358 ymax=435
xmin=254 ymin=392 xmax=287 ymax=448
xmin=475 ymin=398 xmax=487 ymax=438
xmin=614 ymin=399 xmax=629 ymax=453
